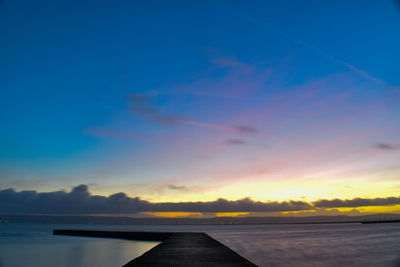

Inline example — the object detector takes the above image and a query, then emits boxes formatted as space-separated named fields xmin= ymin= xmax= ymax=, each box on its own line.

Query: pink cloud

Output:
xmin=128 ymin=93 xmax=259 ymax=134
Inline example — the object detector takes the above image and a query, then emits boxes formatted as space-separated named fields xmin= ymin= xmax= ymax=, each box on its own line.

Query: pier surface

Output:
xmin=124 ymin=232 xmax=256 ymax=267
xmin=54 ymin=230 xmax=257 ymax=266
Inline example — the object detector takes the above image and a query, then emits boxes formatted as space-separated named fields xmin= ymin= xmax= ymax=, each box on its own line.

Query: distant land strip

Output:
xmin=3 ymin=213 xmax=400 ymax=224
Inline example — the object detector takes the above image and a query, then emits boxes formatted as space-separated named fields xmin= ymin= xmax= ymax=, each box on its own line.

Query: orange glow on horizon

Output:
xmin=280 ymin=210 xmax=317 ymax=214
xmin=215 ymin=212 xmax=250 ymax=217
xmin=141 ymin=212 xmax=202 ymax=218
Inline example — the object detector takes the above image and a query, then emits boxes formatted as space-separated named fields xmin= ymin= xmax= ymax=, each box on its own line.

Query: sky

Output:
xmin=1 ymin=0 xmax=400 ymax=217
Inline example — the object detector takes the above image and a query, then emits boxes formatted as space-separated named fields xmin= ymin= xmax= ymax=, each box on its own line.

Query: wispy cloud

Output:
xmin=178 ymin=119 xmax=257 ymax=133
xmin=224 ymin=139 xmax=247 ymax=145
xmin=374 ymin=143 xmax=400 ymax=150
xmin=128 ymin=94 xmax=258 ymax=134
xmin=218 ymin=3 xmax=396 ymax=89
xmin=128 ymin=94 xmax=180 ymax=125
xmin=167 ymin=184 xmax=187 ymax=190
xmin=83 ymin=127 xmax=189 ymax=143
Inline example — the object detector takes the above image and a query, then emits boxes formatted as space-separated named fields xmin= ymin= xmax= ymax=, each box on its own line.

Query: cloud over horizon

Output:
xmin=1 ymin=185 xmax=399 ymax=215
xmin=314 ymin=197 xmax=400 ymax=208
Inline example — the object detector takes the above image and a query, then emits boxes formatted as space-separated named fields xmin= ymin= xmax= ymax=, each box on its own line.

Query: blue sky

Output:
xmin=1 ymin=0 xmax=399 ymax=208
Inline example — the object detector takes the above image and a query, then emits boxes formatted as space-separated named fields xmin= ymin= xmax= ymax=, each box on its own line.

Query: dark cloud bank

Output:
xmin=313 ymin=197 xmax=400 ymax=208
xmin=0 ymin=185 xmax=399 ymax=215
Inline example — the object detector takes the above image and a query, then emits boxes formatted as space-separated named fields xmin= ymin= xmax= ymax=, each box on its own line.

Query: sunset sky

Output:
xmin=1 ymin=0 xmax=400 ymax=217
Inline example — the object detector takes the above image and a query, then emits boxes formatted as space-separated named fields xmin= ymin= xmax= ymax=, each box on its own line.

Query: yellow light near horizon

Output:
xmin=90 ymin=170 xmax=400 ymax=204
xmin=332 ymin=204 xmax=400 ymax=214
xmin=141 ymin=212 xmax=202 ymax=218
xmin=200 ymin=176 xmax=400 ymax=203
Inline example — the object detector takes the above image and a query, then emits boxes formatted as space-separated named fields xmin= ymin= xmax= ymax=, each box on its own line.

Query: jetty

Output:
xmin=361 ymin=219 xmax=400 ymax=224
xmin=53 ymin=229 xmax=172 ymax=241
xmin=54 ymin=230 xmax=257 ymax=266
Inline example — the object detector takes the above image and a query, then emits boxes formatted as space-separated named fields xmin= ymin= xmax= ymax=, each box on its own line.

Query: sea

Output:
xmin=0 ymin=222 xmax=399 ymax=267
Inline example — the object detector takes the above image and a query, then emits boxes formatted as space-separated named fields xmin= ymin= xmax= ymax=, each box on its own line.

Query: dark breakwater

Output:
xmin=361 ymin=219 xmax=400 ymax=224
xmin=53 ymin=229 xmax=172 ymax=241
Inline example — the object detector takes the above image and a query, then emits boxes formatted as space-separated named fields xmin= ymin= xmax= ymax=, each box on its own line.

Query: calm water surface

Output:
xmin=0 ymin=223 xmax=158 ymax=267
xmin=1 ymin=222 xmax=400 ymax=267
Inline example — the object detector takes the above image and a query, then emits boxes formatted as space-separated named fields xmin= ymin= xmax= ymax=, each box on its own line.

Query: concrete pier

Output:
xmin=124 ymin=232 xmax=257 ymax=266
xmin=54 ymin=230 xmax=257 ymax=266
